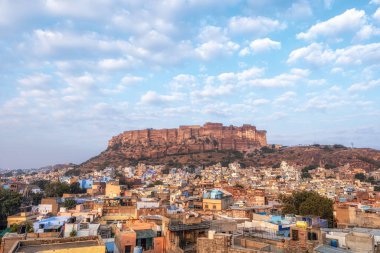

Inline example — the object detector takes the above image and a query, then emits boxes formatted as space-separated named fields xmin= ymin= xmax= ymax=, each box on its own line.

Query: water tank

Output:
xmin=208 ymin=230 xmax=216 ymax=239
xmin=133 ymin=246 xmax=143 ymax=253
xmin=295 ymin=221 xmax=308 ymax=229
xmin=330 ymin=239 xmax=338 ymax=248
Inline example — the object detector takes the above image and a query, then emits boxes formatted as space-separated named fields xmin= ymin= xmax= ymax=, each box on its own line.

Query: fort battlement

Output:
xmin=107 ymin=123 xmax=267 ymax=159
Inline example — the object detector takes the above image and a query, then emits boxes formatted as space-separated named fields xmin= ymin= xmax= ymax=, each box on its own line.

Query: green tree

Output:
xmin=354 ymin=173 xmax=366 ymax=181
xmin=374 ymin=186 xmax=380 ymax=192
xmin=63 ymin=199 xmax=77 ymax=209
xmin=279 ymin=191 xmax=334 ymax=227
xmin=153 ymin=180 xmax=163 ymax=186
xmin=69 ymin=182 xmax=86 ymax=194
xmin=301 ymin=172 xmax=312 ymax=179
xmin=70 ymin=229 xmax=77 ymax=237
xmin=234 ymin=183 xmax=244 ymax=189
xmin=30 ymin=192 xmax=44 ymax=205
xmin=10 ymin=223 xmax=20 ymax=233
xmin=0 ymin=189 xmax=22 ymax=220
xmin=32 ymin=180 xmax=50 ymax=191
xmin=44 ymin=182 xmax=71 ymax=197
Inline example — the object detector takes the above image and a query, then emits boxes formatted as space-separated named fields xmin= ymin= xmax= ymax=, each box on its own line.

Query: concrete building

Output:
xmin=7 ymin=235 xmax=105 ymax=253
xmin=114 ymin=221 xmax=164 ymax=253
xmin=7 ymin=212 xmax=38 ymax=228
xmin=202 ymin=189 xmax=233 ymax=211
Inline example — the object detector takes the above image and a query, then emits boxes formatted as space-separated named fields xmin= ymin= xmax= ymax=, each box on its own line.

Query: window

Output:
xmin=136 ymin=238 xmax=153 ymax=250
xmin=213 ymin=205 xmax=217 ymax=209
xmin=125 ymin=245 xmax=132 ymax=253
xmin=80 ymin=223 xmax=89 ymax=230
xmin=307 ymin=232 xmax=318 ymax=241
xmin=292 ymin=230 xmax=299 ymax=241
xmin=205 ymin=205 xmax=209 ymax=209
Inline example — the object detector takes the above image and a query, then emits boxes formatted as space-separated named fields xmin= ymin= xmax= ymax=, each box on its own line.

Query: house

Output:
xmin=114 ymin=221 xmax=164 ymax=253
xmin=202 ymin=189 xmax=233 ymax=211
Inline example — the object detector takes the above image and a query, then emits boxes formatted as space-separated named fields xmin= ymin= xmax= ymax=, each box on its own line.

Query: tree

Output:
xmin=30 ymin=192 xmax=44 ymax=205
xmin=0 ymin=189 xmax=22 ymax=220
xmin=69 ymin=182 xmax=86 ymax=194
xmin=279 ymin=191 xmax=334 ymax=227
xmin=0 ymin=189 xmax=22 ymax=229
xmin=70 ymin=229 xmax=77 ymax=237
xmin=234 ymin=183 xmax=244 ymax=189
xmin=301 ymin=172 xmax=312 ymax=179
xmin=63 ymin=199 xmax=77 ymax=209
xmin=10 ymin=223 xmax=20 ymax=233
xmin=44 ymin=182 xmax=71 ymax=197
xmin=32 ymin=180 xmax=50 ymax=191
xmin=64 ymin=169 xmax=81 ymax=177
xmin=354 ymin=173 xmax=366 ymax=181
xmin=375 ymin=186 xmax=380 ymax=192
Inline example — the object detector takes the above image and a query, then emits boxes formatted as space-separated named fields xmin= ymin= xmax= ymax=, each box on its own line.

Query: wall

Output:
xmin=107 ymin=123 xmax=267 ymax=159
xmin=345 ymin=232 xmax=374 ymax=253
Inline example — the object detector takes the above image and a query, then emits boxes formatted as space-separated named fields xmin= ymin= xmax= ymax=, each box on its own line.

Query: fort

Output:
xmin=107 ymin=123 xmax=267 ymax=159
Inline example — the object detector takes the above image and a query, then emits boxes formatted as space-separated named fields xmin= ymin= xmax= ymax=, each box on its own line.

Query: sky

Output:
xmin=1 ymin=0 xmax=380 ymax=169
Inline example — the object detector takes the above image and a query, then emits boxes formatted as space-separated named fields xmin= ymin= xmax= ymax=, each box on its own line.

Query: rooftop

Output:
xmin=13 ymin=236 xmax=103 ymax=253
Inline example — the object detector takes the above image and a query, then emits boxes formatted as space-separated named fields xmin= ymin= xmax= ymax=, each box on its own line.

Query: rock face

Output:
xmin=108 ymin=122 xmax=267 ymax=159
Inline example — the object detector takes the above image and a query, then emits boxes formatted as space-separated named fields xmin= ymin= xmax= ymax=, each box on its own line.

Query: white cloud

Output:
xmin=249 ymin=68 xmax=309 ymax=88
xmin=348 ymin=79 xmax=380 ymax=92
xmin=251 ymin=98 xmax=270 ymax=106
xmin=140 ymin=91 xmax=183 ymax=105
xmin=287 ymin=0 xmax=313 ymax=19
xmin=288 ymin=42 xmax=380 ymax=66
xmin=228 ymin=16 xmax=286 ymax=35
xmin=26 ymin=29 xmax=129 ymax=56
xmin=249 ymin=38 xmax=281 ymax=53
xmin=169 ymin=74 xmax=197 ymax=90
xmin=374 ymin=8 xmax=380 ymax=22
xmin=44 ymin=0 xmax=114 ymax=18
xmin=297 ymin=8 xmax=367 ymax=41
xmin=288 ymin=43 xmax=335 ymax=65
xmin=98 ymin=58 xmax=133 ymax=70
xmin=195 ymin=26 xmax=239 ymax=60
xmin=274 ymin=91 xmax=297 ymax=104
xmin=18 ymin=73 xmax=51 ymax=88
xmin=370 ymin=0 xmax=380 ymax=4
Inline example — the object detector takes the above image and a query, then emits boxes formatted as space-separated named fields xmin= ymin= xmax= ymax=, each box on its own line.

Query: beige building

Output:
xmin=202 ymin=189 xmax=233 ymax=211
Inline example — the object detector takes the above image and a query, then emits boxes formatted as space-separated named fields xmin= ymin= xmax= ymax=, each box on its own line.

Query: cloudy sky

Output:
xmin=1 ymin=0 xmax=380 ymax=169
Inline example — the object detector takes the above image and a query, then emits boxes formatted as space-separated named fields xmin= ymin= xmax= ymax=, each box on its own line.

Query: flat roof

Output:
xmin=16 ymin=240 xmax=100 ymax=253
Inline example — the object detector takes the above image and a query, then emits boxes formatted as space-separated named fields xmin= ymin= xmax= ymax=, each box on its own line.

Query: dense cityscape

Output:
xmin=1 ymin=0 xmax=380 ymax=253
xmin=1 ymin=123 xmax=380 ymax=253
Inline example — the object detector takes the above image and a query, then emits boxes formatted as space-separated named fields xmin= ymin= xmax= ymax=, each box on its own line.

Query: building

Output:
xmin=33 ymin=216 xmax=71 ymax=234
xmin=164 ymin=213 xmax=210 ymax=253
xmin=7 ymin=212 xmax=38 ymax=228
xmin=63 ymin=217 xmax=100 ymax=238
xmin=114 ymin=221 xmax=164 ymax=253
xmin=287 ymin=222 xmax=323 ymax=252
xmin=7 ymin=235 xmax=105 ymax=253
xmin=101 ymin=197 xmax=137 ymax=223
xmin=202 ymin=189 xmax=233 ymax=211
xmin=38 ymin=198 xmax=60 ymax=215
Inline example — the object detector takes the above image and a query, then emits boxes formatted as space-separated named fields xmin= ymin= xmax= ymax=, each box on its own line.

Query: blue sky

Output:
xmin=1 ymin=0 xmax=380 ymax=169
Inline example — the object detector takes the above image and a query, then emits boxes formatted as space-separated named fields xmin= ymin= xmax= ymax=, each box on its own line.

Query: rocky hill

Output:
xmin=77 ymin=123 xmax=380 ymax=172
xmin=79 ymin=122 xmax=267 ymax=170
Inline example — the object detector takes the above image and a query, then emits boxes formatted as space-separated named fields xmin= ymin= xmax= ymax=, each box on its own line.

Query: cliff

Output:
xmin=107 ymin=122 xmax=267 ymax=159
